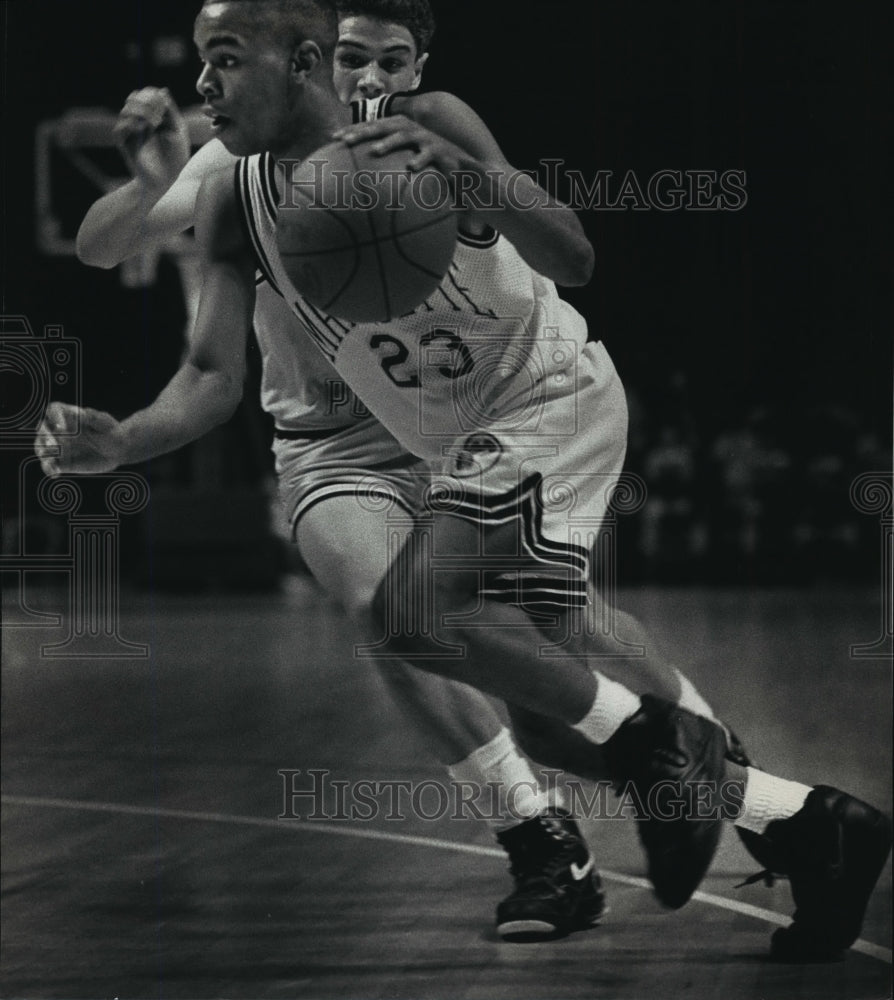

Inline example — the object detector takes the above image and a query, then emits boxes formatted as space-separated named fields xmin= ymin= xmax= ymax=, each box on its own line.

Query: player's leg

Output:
xmin=295 ymin=490 xmax=503 ymax=759
xmin=275 ymin=424 xmax=571 ymax=782
xmin=522 ymin=355 xmax=890 ymax=956
xmin=371 ymin=497 xmax=734 ymax=908
xmin=376 ymin=498 xmax=892 ymax=948
xmin=372 ymin=512 xmax=601 ymax=717
xmin=275 ymin=425 xmax=513 ymax=761
xmin=370 ymin=344 xmax=731 ymax=907
xmin=369 ymin=340 xmax=687 ymax=729
xmin=499 ymin=541 xmax=892 ymax=957
xmin=722 ymin=759 xmax=892 ymax=961
xmin=508 ymin=604 xmax=716 ymax=778
xmin=284 ymin=447 xmax=605 ymax=939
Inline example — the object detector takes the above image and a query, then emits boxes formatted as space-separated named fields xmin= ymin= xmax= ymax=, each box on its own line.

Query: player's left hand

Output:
xmin=34 ymin=402 xmax=126 ymax=478
xmin=333 ymin=116 xmax=473 ymax=180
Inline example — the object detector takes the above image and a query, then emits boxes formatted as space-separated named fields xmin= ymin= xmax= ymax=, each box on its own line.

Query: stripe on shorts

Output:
xmin=431 ymin=473 xmax=591 ymax=582
xmin=482 ymin=580 xmax=588 ymax=611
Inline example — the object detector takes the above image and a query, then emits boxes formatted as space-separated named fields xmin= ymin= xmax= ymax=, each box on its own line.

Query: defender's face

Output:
xmin=334 ymin=15 xmax=427 ymax=103
xmin=194 ymin=2 xmax=294 ymax=156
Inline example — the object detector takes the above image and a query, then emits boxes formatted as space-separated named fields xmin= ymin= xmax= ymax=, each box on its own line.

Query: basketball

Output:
xmin=276 ymin=140 xmax=458 ymax=323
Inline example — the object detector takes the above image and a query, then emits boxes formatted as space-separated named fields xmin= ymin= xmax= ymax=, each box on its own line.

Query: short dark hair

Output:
xmin=335 ymin=0 xmax=436 ymax=54
xmin=202 ymin=0 xmax=340 ymax=58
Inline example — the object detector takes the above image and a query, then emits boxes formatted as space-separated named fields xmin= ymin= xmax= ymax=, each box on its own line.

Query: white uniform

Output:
xmin=253 ymin=245 xmax=426 ymax=538
xmin=254 ymin=279 xmax=364 ymax=434
xmin=237 ymin=96 xmax=628 ymax=608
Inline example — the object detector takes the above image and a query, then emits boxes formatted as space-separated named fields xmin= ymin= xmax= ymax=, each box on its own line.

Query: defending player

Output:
xmin=71 ymin=0 xmax=612 ymax=943
xmin=40 ymin=0 xmax=890 ymax=959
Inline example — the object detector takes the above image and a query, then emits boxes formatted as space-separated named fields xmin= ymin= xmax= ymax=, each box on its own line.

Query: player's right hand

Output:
xmin=113 ymin=87 xmax=191 ymax=190
xmin=35 ymin=402 xmax=126 ymax=478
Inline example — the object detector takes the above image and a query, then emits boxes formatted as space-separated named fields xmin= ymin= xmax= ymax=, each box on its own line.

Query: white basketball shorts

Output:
xmin=427 ymin=341 xmax=629 ymax=610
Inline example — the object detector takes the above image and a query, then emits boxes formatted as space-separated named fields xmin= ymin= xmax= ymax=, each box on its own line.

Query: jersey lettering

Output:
xmin=420 ymin=329 xmax=475 ymax=380
xmin=370 ymin=333 xmax=420 ymax=389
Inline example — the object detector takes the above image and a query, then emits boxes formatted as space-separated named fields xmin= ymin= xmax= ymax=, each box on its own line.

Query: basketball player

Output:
xmin=41 ymin=0 xmax=890 ymax=959
xmin=72 ymin=0 xmax=613 ymax=943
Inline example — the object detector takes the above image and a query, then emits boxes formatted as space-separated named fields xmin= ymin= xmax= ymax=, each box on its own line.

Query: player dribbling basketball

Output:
xmin=40 ymin=0 xmax=891 ymax=959
xmin=68 ymin=0 xmax=613 ymax=942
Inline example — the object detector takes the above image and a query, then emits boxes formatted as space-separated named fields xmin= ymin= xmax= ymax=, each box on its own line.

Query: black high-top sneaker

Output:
xmin=602 ymin=695 xmax=733 ymax=909
xmin=736 ymin=785 xmax=891 ymax=962
xmin=495 ymin=809 xmax=606 ymax=941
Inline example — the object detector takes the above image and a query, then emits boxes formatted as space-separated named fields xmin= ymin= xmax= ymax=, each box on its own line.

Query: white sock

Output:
xmin=571 ymin=674 xmax=641 ymax=744
xmin=675 ymin=671 xmax=716 ymax=719
xmin=447 ymin=728 xmax=553 ymax=831
xmin=733 ymin=767 xmax=812 ymax=835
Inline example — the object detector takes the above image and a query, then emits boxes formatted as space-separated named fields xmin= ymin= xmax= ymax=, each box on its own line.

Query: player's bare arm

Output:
xmin=334 ymin=91 xmax=594 ymax=287
xmin=38 ymin=170 xmax=255 ymax=477
xmin=76 ymin=87 xmax=236 ymax=269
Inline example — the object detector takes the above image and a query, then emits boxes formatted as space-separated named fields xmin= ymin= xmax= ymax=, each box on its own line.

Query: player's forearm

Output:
xmin=116 ymin=364 xmax=243 ymax=465
xmin=485 ymin=170 xmax=594 ymax=287
xmin=76 ymin=178 xmax=170 ymax=269
xmin=393 ymin=94 xmax=595 ymax=286
xmin=449 ymin=153 xmax=593 ymax=285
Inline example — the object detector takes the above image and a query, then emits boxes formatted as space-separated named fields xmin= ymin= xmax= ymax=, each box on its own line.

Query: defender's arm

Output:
xmin=76 ymin=87 xmax=235 ymax=269
xmin=335 ymin=92 xmax=594 ymax=287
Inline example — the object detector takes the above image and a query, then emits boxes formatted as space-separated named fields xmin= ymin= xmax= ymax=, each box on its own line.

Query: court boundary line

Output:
xmin=3 ymin=792 xmax=891 ymax=965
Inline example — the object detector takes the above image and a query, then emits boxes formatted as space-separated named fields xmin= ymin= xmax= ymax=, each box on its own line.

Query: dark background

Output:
xmin=2 ymin=0 xmax=891 ymax=585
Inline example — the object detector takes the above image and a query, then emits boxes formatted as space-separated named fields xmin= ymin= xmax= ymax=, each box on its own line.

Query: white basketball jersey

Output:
xmin=252 ymin=280 xmax=369 ymax=433
xmin=235 ymin=96 xmax=590 ymax=462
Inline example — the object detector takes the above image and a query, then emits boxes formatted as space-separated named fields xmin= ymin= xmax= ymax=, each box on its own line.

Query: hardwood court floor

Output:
xmin=2 ymin=581 xmax=891 ymax=999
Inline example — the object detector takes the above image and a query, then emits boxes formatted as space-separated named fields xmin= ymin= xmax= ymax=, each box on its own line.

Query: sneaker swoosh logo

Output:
xmin=569 ymin=858 xmax=594 ymax=881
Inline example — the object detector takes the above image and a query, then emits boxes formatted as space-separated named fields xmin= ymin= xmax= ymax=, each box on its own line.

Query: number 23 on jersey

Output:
xmin=370 ymin=329 xmax=476 ymax=389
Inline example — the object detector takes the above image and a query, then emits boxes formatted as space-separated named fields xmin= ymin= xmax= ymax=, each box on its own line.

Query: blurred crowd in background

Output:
xmin=621 ymin=375 xmax=887 ymax=585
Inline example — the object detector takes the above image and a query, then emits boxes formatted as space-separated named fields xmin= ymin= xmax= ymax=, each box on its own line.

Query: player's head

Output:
xmin=333 ymin=0 xmax=435 ymax=102
xmin=194 ymin=0 xmax=339 ymax=155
